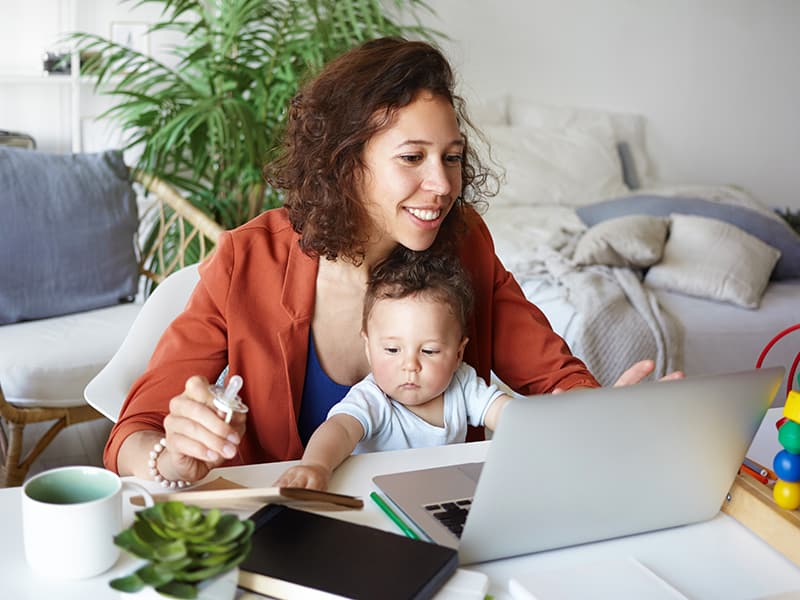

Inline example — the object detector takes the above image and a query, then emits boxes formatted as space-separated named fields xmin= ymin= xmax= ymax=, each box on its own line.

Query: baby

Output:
xmin=275 ymin=247 xmax=512 ymax=490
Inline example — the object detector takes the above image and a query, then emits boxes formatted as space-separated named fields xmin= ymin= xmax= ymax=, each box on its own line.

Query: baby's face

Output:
xmin=363 ymin=294 xmax=467 ymax=407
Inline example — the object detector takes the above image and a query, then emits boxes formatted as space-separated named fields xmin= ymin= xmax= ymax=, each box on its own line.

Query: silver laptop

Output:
xmin=373 ymin=367 xmax=784 ymax=565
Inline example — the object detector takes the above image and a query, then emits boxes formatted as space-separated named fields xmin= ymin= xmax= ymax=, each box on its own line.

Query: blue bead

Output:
xmin=773 ymin=449 xmax=800 ymax=482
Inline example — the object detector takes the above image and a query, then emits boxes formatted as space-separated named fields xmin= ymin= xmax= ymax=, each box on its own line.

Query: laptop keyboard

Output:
xmin=425 ymin=498 xmax=472 ymax=538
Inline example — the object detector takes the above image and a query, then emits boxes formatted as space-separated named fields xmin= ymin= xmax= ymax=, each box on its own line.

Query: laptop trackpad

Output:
xmin=457 ymin=462 xmax=483 ymax=482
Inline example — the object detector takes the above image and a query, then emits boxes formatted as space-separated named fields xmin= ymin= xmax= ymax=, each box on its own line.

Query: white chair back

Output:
xmin=84 ymin=264 xmax=200 ymax=422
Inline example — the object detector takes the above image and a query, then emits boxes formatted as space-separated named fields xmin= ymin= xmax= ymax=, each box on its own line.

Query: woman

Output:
xmin=108 ymin=37 xmax=674 ymax=486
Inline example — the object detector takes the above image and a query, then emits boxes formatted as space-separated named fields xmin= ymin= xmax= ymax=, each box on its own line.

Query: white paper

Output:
xmin=508 ymin=556 xmax=688 ymax=600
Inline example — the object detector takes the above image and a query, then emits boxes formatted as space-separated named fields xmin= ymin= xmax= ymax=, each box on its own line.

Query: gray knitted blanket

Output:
xmin=516 ymin=246 xmax=684 ymax=386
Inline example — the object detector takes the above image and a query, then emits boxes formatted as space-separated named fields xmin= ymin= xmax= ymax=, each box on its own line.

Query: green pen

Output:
xmin=369 ymin=491 xmax=421 ymax=540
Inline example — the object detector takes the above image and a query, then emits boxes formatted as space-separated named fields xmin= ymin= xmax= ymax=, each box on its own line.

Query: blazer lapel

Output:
xmin=278 ymin=240 xmax=318 ymax=453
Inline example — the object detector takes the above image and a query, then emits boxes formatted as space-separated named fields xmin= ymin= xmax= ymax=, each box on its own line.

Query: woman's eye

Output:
xmin=445 ymin=154 xmax=463 ymax=164
xmin=400 ymin=154 xmax=422 ymax=163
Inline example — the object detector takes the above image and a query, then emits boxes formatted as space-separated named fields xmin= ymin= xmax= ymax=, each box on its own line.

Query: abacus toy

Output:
xmin=719 ymin=324 xmax=800 ymax=567
xmin=773 ymin=374 xmax=800 ymax=509
xmin=757 ymin=324 xmax=800 ymax=510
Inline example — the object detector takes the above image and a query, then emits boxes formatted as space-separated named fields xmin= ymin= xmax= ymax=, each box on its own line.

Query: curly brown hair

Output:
xmin=362 ymin=246 xmax=474 ymax=336
xmin=266 ymin=37 xmax=493 ymax=264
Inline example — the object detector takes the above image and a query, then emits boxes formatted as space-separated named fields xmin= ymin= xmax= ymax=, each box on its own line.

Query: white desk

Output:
xmin=1 ymin=438 xmax=799 ymax=599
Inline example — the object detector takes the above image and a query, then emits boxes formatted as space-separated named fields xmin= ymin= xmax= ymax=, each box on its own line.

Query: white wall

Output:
xmin=0 ymin=0 xmax=170 ymax=155
xmin=419 ymin=0 xmax=800 ymax=210
xmin=3 ymin=1 xmax=799 ymax=210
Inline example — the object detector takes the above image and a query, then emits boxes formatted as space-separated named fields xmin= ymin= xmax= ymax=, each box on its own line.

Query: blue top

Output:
xmin=298 ymin=332 xmax=352 ymax=445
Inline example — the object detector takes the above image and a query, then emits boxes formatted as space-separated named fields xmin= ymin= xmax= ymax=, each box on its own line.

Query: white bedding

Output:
xmin=474 ymin=97 xmax=797 ymax=399
xmin=483 ymin=203 xmax=799 ymax=399
xmin=655 ymin=282 xmax=799 ymax=403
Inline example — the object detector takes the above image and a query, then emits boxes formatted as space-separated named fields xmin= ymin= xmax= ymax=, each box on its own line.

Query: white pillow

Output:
xmin=479 ymin=124 xmax=629 ymax=207
xmin=573 ymin=215 xmax=668 ymax=268
xmin=644 ymin=214 xmax=781 ymax=309
xmin=508 ymin=98 xmax=653 ymax=187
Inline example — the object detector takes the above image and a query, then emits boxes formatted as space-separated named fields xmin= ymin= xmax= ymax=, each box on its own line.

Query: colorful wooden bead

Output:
xmin=773 ymin=479 xmax=800 ymax=510
xmin=778 ymin=419 xmax=800 ymax=454
xmin=776 ymin=416 xmax=788 ymax=430
xmin=784 ymin=390 xmax=800 ymax=424
xmin=773 ymin=449 xmax=800 ymax=482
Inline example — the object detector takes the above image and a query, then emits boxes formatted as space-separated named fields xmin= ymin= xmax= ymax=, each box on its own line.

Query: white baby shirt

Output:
xmin=327 ymin=362 xmax=504 ymax=454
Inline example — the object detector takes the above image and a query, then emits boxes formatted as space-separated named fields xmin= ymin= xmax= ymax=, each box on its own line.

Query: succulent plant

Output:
xmin=110 ymin=501 xmax=254 ymax=599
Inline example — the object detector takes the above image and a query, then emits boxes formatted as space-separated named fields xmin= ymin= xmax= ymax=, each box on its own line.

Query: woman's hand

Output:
xmin=613 ymin=359 xmax=684 ymax=387
xmin=552 ymin=360 xmax=685 ymax=394
xmin=159 ymin=375 xmax=247 ymax=483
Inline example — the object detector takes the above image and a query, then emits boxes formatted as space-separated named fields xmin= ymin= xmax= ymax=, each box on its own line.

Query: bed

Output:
xmin=472 ymin=96 xmax=800 ymax=404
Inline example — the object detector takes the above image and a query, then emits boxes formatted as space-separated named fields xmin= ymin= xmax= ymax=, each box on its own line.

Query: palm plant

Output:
xmin=73 ymin=0 xmax=437 ymax=276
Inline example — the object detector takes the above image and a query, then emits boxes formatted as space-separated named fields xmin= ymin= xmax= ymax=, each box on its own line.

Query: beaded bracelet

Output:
xmin=148 ymin=437 xmax=191 ymax=489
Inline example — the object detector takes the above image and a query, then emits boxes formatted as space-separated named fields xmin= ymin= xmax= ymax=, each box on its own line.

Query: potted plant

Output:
xmin=776 ymin=207 xmax=800 ymax=235
xmin=72 ymin=0 xmax=437 ymax=278
xmin=110 ymin=501 xmax=254 ymax=599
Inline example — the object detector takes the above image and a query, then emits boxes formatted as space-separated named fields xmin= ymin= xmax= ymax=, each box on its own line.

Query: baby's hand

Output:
xmin=273 ymin=464 xmax=332 ymax=491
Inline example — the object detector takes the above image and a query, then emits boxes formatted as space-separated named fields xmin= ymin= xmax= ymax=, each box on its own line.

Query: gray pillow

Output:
xmin=616 ymin=142 xmax=641 ymax=189
xmin=0 ymin=148 xmax=138 ymax=324
xmin=576 ymin=195 xmax=800 ymax=280
xmin=573 ymin=214 xmax=668 ymax=268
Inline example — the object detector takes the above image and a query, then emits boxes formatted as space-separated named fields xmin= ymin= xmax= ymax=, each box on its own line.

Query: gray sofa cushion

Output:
xmin=0 ymin=148 xmax=138 ymax=324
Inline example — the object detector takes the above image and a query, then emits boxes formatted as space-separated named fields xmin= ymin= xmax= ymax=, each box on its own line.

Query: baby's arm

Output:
xmin=483 ymin=393 xmax=513 ymax=432
xmin=273 ymin=414 xmax=365 ymax=491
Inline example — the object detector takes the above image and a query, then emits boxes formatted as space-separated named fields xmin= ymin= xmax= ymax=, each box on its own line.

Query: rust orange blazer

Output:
xmin=105 ymin=208 xmax=598 ymax=472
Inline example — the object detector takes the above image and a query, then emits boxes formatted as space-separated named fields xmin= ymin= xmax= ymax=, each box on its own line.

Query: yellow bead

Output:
xmin=784 ymin=390 xmax=800 ymax=424
xmin=773 ymin=479 xmax=800 ymax=510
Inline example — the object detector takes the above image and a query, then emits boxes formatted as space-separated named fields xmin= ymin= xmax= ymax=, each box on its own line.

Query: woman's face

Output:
xmin=360 ymin=91 xmax=464 ymax=258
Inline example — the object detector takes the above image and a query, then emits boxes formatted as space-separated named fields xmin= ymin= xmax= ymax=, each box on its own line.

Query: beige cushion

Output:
xmin=573 ymin=215 xmax=668 ymax=268
xmin=0 ymin=303 xmax=141 ymax=407
xmin=644 ymin=214 xmax=781 ymax=309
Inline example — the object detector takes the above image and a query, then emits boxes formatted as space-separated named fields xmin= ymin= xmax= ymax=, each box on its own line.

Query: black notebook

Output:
xmin=238 ymin=504 xmax=459 ymax=600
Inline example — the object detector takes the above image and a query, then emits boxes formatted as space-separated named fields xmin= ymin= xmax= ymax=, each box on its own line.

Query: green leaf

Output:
xmin=154 ymin=539 xmax=188 ymax=562
xmin=174 ymin=560 xmax=235 ymax=583
xmin=136 ymin=563 xmax=176 ymax=588
xmin=155 ymin=580 xmax=199 ymax=600
xmin=109 ymin=573 xmax=146 ymax=593
xmin=157 ymin=556 xmax=194 ymax=573
xmin=113 ymin=528 xmax=156 ymax=560
xmin=133 ymin=518 xmax=168 ymax=544
xmin=212 ymin=514 xmax=246 ymax=545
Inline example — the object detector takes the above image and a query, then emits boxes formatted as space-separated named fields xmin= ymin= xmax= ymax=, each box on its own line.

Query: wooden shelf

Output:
xmin=0 ymin=73 xmax=72 ymax=84
xmin=721 ymin=473 xmax=800 ymax=567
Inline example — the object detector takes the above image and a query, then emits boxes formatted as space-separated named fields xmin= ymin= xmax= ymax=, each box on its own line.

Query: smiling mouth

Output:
xmin=406 ymin=207 xmax=441 ymax=222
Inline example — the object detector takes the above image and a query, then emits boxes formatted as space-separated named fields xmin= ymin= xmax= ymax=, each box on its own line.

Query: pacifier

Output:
xmin=210 ymin=374 xmax=248 ymax=424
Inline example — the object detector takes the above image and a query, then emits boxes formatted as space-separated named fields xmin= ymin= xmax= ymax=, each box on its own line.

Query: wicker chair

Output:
xmin=0 ymin=171 xmax=223 ymax=487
